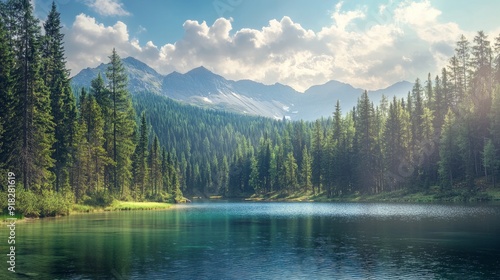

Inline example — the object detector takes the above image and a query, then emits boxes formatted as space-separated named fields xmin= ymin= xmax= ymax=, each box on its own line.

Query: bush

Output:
xmin=83 ymin=190 xmax=114 ymax=207
xmin=12 ymin=188 xmax=72 ymax=217
xmin=146 ymin=192 xmax=175 ymax=203
xmin=38 ymin=189 xmax=73 ymax=217
xmin=17 ymin=188 xmax=40 ymax=217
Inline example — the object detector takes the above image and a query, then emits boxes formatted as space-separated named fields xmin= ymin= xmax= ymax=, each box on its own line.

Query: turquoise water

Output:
xmin=1 ymin=202 xmax=500 ymax=279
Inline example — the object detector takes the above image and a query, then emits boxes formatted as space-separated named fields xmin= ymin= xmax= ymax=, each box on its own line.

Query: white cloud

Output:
xmin=331 ymin=1 xmax=365 ymax=31
xmin=85 ymin=0 xmax=130 ymax=16
xmin=65 ymin=1 xmax=475 ymax=92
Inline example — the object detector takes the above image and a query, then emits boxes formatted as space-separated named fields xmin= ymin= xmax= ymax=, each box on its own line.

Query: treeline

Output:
xmin=228 ymin=31 xmax=500 ymax=197
xmin=133 ymin=93 xmax=289 ymax=196
xmin=141 ymin=31 xmax=500 ymax=199
xmin=0 ymin=1 xmax=182 ymax=216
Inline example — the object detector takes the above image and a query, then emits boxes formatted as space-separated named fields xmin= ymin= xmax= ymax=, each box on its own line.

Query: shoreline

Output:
xmin=241 ymin=186 xmax=500 ymax=204
xmin=1 ymin=200 xmax=178 ymax=223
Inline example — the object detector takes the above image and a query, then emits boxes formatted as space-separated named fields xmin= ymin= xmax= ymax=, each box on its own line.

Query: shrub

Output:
xmin=83 ymin=190 xmax=114 ymax=207
xmin=16 ymin=188 xmax=40 ymax=217
xmin=146 ymin=192 xmax=175 ymax=203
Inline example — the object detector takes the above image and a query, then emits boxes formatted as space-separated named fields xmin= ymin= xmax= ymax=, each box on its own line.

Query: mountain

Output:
xmin=71 ymin=57 xmax=413 ymax=121
xmin=71 ymin=57 xmax=164 ymax=94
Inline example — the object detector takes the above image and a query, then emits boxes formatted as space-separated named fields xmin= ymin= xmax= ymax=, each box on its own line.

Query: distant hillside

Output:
xmin=71 ymin=57 xmax=413 ymax=120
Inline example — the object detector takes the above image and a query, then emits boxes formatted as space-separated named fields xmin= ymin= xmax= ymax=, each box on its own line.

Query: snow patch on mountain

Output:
xmin=71 ymin=57 xmax=414 ymax=121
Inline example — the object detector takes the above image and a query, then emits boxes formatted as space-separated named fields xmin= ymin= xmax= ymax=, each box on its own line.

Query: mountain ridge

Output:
xmin=71 ymin=56 xmax=413 ymax=120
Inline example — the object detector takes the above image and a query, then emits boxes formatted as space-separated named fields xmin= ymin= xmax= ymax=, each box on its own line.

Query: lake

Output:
xmin=2 ymin=202 xmax=500 ymax=279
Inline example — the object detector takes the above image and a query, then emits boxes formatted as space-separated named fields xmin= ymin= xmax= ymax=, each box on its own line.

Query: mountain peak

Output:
xmin=72 ymin=57 xmax=414 ymax=121
xmin=188 ymin=66 xmax=212 ymax=74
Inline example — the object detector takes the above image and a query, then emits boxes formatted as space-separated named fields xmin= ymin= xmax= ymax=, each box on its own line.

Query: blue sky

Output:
xmin=34 ymin=0 xmax=500 ymax=91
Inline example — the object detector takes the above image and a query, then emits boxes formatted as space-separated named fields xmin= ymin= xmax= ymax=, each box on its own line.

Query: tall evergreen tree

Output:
xmin=42 ymin=1 xmax=77 ymax=191
xmin=9 ymin=0 xmax=55 ymax=190
xmin=455 ymin=35 xmax=470 ymax=95
xmin=311 ymin=119 xmax=323 ymax=193
xmin=300 ymin=146 xmax=312 ymax=192
xmin=90 ymin=72 xmax=113 ymax=188
xmin=72 ymin=89 xmax=111 ymax=199
xmin=132 ymin=111 xmax=148 ymax=196
xmin=383 ymin=97 xmax=410 ymax=190
xmin=494 ymin=34 xmax=500 ymax=84
xmin=105 ymin=48 xmax=137 ymax=195
xmin=0 ymin=17 xmax=15 ymax=178
xmin=355 ymin=91 xmax=377 ymax=193
xmin=148 ymin=134 xmax=161 ymax=196
xmin=483 ymin=139 xmax=497 ymax=186
xmin=438 ymin=109 xmax=460 ymax=188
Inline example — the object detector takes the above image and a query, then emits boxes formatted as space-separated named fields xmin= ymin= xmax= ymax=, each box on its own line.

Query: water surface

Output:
xmin=2 ymin=202 xmax=500 ymax=279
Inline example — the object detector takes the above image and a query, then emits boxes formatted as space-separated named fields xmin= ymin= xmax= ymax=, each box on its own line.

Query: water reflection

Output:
xmin=2 ymin=202 xmax=500 ymax=279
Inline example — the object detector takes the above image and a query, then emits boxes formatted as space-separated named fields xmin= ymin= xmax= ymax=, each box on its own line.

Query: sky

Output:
xmin=33 ymin=0 xmax=500 ymax=92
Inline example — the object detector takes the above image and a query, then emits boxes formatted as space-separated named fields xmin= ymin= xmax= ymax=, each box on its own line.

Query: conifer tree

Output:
xmin=105 ymin=48 xmax=137 ymax=195
xmin=0 ymin=18 xmax=15 ymax=178
xmin=355 ymin=91 xmax=377 ymax=193
xmin=438 ymin=109 xmax=459 ymax=188
xmin=455 ymin=35 xmax=470 ymax=95
xmin=90 ymin=73 xmax=113 ymax=188
xmin=72 ymin=89 xmax=111 ymax=199
xmin=483 ymin=139 xmax=497 ymax=186
xmin=285 ymin=152 xmax=298 ymax=191
xmin=149 ymin=134 xmax=161 ymax=196
xmin=311 ymin=119 xmax=323 ymax=193
xmin=300 ymin=146 xmax=312 ymax=192
xmin=42 ymin=1 xmax=77 ymax=191
xmin=132 ymin=112 xmax=148 ymax=196
xmin=9 ymin=0 xmax=55 ymax=190
xmin=494 ymin=34 xmax=500 ymax=84
xmin=383 ymin=97 xmax=410 ymax=190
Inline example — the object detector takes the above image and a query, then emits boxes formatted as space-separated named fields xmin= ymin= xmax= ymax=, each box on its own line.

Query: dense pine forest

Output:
xmin=1 ymin=1 xmax=500 ymax=217
xmin=141 ymin=31 xmax=500 ymax=201
xmin=0 ymin=1 xmax=182 ymax=216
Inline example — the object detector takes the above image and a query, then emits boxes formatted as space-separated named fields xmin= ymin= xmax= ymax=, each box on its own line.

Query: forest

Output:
xmin=140 ymin=31 xmax=500 ymax=201
xmin=0 ymin=1 xmax=182 ymax=216
xmin=1 ymin=1 xmax=500 ymax=217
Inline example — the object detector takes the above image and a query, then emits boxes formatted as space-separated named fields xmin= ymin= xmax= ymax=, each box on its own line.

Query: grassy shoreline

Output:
xmin=2 ymin=201 xmax=175 ymax=222
xmin=71 ymin=200 xmax=173 ymax=214
xmin=245 ymin=185 xmax=500 ymax=203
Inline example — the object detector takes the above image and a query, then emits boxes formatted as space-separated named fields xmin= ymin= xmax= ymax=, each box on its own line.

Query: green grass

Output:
xmin=0 ymin=213 xmax=24 ymax=222
xmin=246 ymin=182 xmax=500 ymax=204
xmin=104 ymin=200 xmax=172 ymax=211
xmin=485 ymin=187 xmax=500 ymax=201
xmin=71 ymin=204 xmax=100 ymax=213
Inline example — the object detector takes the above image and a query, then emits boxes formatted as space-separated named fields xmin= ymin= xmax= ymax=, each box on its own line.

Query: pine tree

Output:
xmin=9 ymin=0 xmax=55 ymax=191
xmin=438 ymin=109 xmax=459 ymax=189
xmin=383 ymin=97 xmax=410 ymax=190
xmin=311 ymin=119 xmax=323 ymax=193
xmin=483 ymin=139 xmax=497 ymax=186
xmin=300 ymin=146 xmax=312 ymax=192
xmin=355 ymin=91 xmax=377 ymax=193
xmin=494 ymin=34 xmax=500 ymax=84
xmin=132 ymin=112 xmax=148 ymax=196
xmin=0 ymin=17 xmax=15 ymax=178
xmin=249 ymin=156 xmax=260 ymax=193
xmin=90 ymin=73 xmax=113 ymax=188
xmin=257 ymin=135 xmax=271 ymax=192
xmin=469 ymin=31 xmax=493 ymax=181
xmin=285 ymin=152 xmax=298 ymax=191
xmin=448 ymin=55 xmax=462 ymax=106
xmin=72 ymin=89 xmax=111 ymax=200
xmin=42 ymin=1 xmax=77 ymax=191
xmin=148 ymin=135 xmax=161 ymax=196
xmin=105 ymin=48 xmax=137 ymax=195
xmin=433 ymin=74 xmax=445 ymax=134
xmin=455 ymin=35 xmax=470 ymax=95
